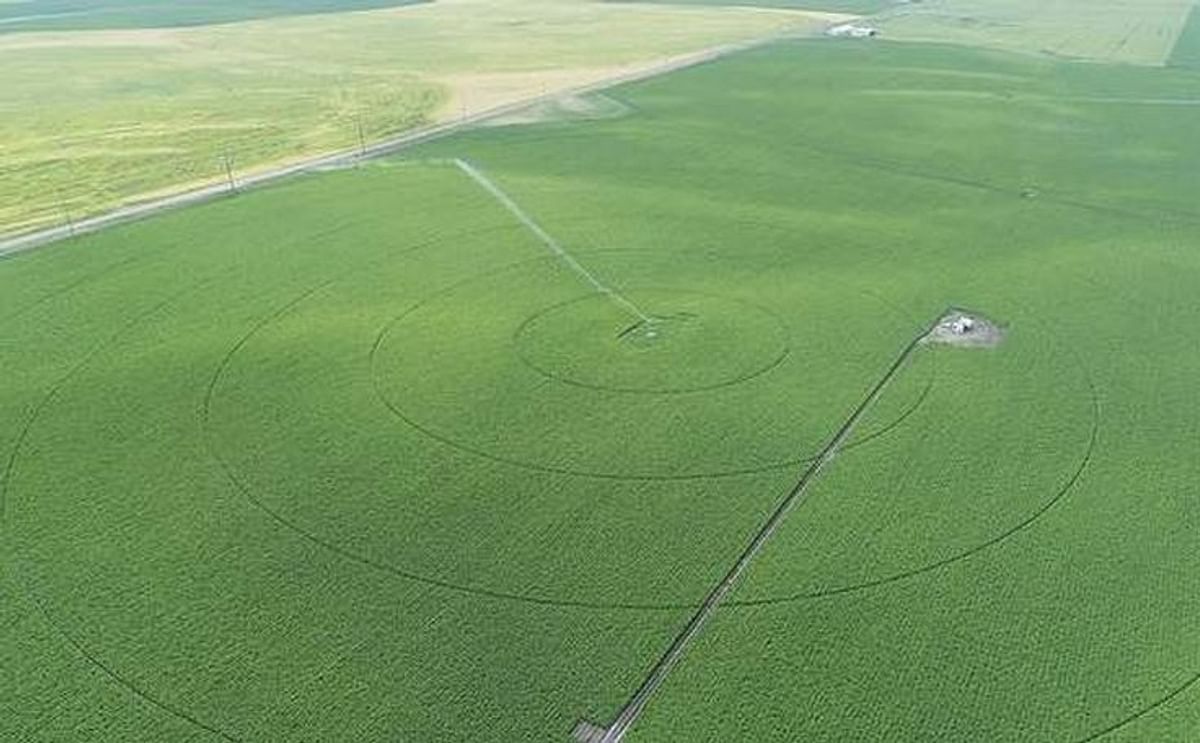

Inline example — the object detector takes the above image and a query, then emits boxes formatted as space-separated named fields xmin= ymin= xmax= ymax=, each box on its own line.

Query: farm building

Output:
xmin=826 ymin=23 xmax=879 ymax=38
xmin=952 ymin=316 xmax=976 ymax=334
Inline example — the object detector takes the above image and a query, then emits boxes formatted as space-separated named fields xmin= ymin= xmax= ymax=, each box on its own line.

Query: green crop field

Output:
xmin=614 ymin=0 xmax=1198 ymax=63
xmin=0 ymin=0 xmax=429 ymax=33
xmin=879 ymin=0 xmax=1197 ymax=65
xmin=1169 ymin=4 xmax=1200 ymax=67
xmin=4 ymin=17 xmax=1200 ymax=743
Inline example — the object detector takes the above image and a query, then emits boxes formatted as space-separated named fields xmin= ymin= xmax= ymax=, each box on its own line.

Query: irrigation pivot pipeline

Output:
xmin=454 ymin=158 xmax=652 ymax=325
xmin=573 ymin=309 xmax=956 ymax=743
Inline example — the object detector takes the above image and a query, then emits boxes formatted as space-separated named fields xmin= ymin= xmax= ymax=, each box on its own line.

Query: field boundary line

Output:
xmin=577 ymin=310 xmax=946 ymax=743
xmin=0 ymin=31 xmax=799 ymax=260
xmin=453 ymin=158 xmax=651 ymax=322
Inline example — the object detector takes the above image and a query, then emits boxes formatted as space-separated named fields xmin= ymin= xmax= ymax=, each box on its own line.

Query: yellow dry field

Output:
xmin=877 ymin=0 xmax=1196 ymax=66
xmin=0 ymin=0 xmax=842 ymax=236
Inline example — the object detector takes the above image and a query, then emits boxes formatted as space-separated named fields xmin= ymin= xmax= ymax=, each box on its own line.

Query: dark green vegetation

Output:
xmin=1169 ymin=4 xmax=1200 ymax=67
xmin=4 ymin=37 xmax=1200 ymax=742
xmin=0 ymin=0 xmax=427 ymax=33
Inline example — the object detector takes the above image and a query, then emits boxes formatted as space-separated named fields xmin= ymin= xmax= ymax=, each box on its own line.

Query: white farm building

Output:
xmin=827 ymin=23 xmax=880 ymax=38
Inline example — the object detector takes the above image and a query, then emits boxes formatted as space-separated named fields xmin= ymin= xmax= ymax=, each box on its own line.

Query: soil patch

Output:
xmin=923 ymin=308 xmax=1005 ymax=348
xmin=481 ymin=92 xmax=632 ymax=128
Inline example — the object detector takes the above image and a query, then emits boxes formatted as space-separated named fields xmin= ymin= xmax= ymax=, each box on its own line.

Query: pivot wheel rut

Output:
xmin=573 ymin=308 xmax=1014 ymax=743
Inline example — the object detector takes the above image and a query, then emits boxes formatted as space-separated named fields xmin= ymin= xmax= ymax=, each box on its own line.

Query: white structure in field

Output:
xmin=827 ymin=23 xmax=880 ymax=38
xmin=951 ymin=316 xmax=976 ymax=335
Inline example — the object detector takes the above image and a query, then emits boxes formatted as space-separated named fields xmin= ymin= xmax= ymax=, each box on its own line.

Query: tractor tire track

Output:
xmin=582 ymin=310 xmax=947 ymax=742
xmin=205 ymin=264 xmax=933 ymax=612
xmin=0 ymin=254 xmax=140 ymax=329
xmin=732 ymin=337 xmax=1099 ymax=605
xmin=1073 ymin=671 xmax=1200 ymax=742
xmin=0 ymin=278 xmax=240 ymax=743
xmin=368 ymin=251 xmax=935 ymax=481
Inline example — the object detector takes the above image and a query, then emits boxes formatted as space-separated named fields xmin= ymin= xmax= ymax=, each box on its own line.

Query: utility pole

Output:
xmin=355 ymin=112 xmax=367 ymax=162
xmin=221 ymin=152 xmax=237 ymax=193
xmin=58 ymin=154 xmax=80 ymax=238
xmin=54 ymin=187 xmax=76 ymax=238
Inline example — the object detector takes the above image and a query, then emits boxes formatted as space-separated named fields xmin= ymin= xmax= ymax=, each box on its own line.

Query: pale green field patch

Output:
xmin=481 ymin=92 xmax=633 ymax=128
xmin=0 ymin=0 xmax=826 ymax=235
xmin=878 ymin=0 xmax=1196 ymax=65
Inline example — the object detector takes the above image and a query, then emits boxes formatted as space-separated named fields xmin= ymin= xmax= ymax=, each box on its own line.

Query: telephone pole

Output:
xmin=54 ymin=187 xmax=76 ymax=238
xmin=355 ymin=112 xmax=367 ymax=162
xmin=221 ymin=152 xmax=237 ymax=193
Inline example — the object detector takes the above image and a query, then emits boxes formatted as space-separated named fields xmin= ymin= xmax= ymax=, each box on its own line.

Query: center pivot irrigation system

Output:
xmin=453 ymin=158 xmax=656 ymax=330
xmin=571 ymin=307 xmax=955 ymax=743
xmin=451 ymin=157 xmax=996 ymax=743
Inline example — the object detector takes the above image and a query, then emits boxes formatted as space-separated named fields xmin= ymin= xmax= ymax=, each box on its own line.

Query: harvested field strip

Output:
xmin=0 ymin=27 xmax=799 ymax=256
xmin=0 ymin=0 xmax=819 ymax=236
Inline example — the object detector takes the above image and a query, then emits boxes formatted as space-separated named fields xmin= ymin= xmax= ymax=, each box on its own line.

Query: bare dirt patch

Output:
xmin=480 ymin=91 xmax=631 ymax=128
xmin=571 ymin=719 xmax=607 ymax=743
xmin=923 ymin=308 xmax=1005 ymax=348
xmin=429 ymin=18 xmax=846 ymax=126
xmin=434 ymin=65 xmax=652 ymax=123
xmin=0 ymin=27 xmax=187 ymax=51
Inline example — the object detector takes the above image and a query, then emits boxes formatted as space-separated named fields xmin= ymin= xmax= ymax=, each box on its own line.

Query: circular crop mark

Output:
xmin=201 ymin=279 xmax=916 ymax=608
xmin=195 ymin=242 xmax=938 ymax=609
xmin=513 ymin=290 xmax=790 ymax=394
xmin=1 ymin=279 xmax=243 ymax=742
xmin=156 ymin=186 xmax=1110 ymax=620
xmin=368 ymin=252 xmax=934 ymax=480
xmin=723 ymin=313 xmax=1101 ymax=605
xmin=205 ymin=275 xmax=1095 ymax=612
